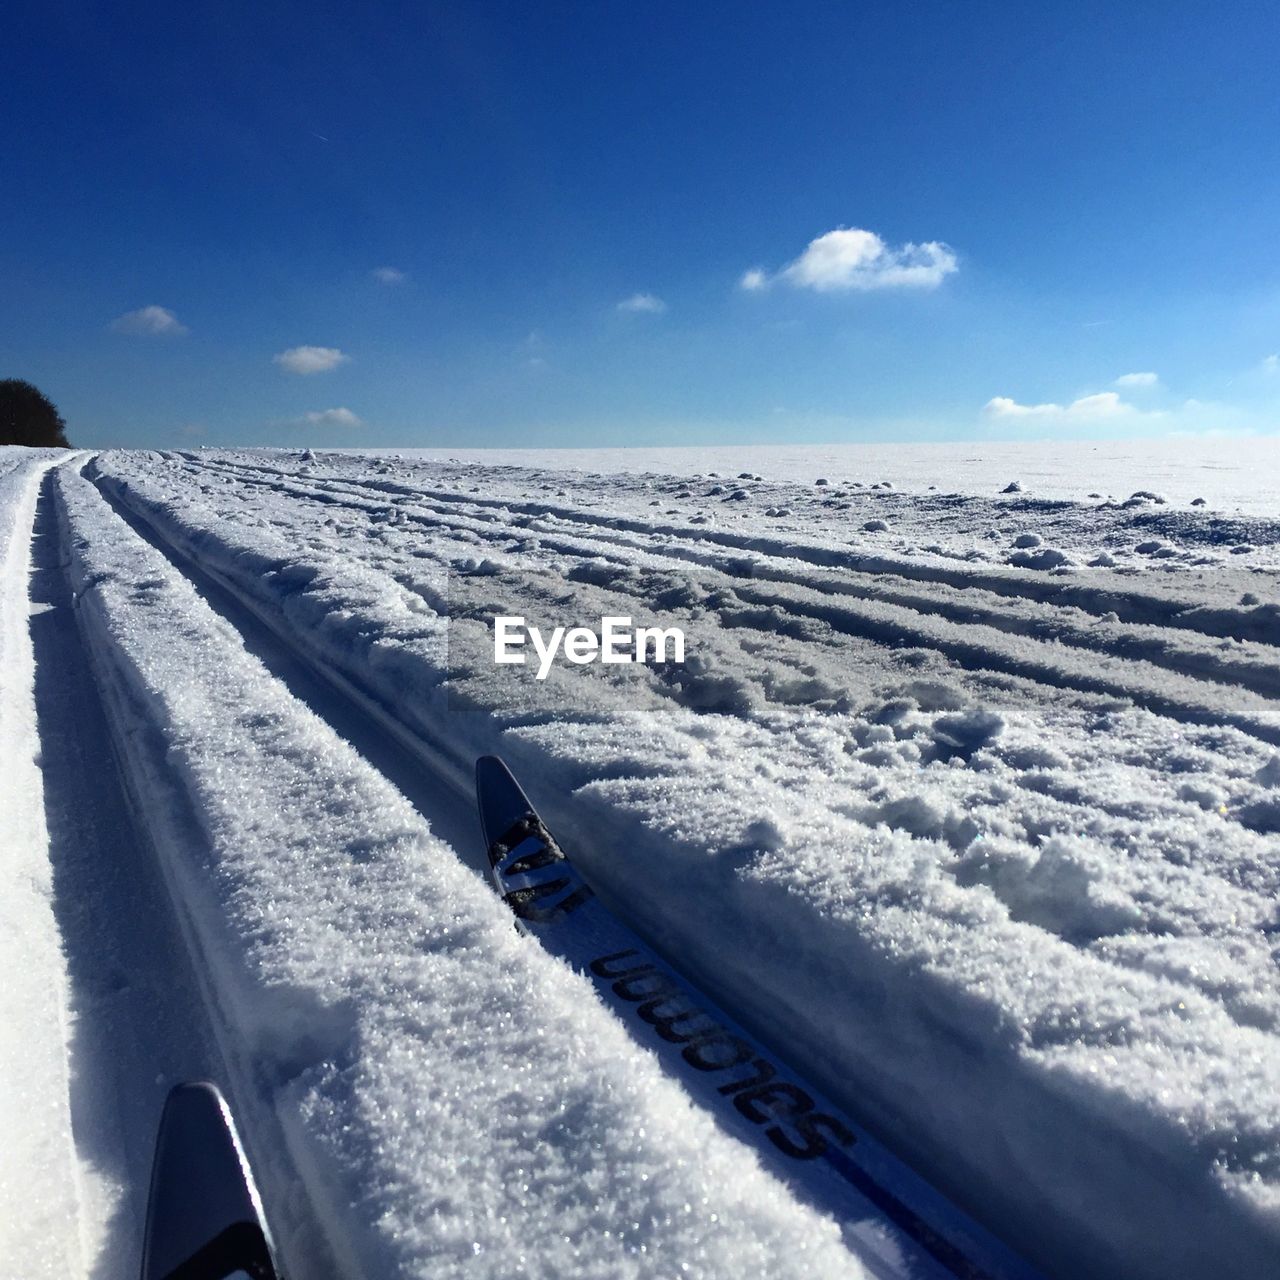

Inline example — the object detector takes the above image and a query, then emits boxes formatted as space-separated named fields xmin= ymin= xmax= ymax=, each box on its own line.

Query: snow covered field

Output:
xmin=373 ymin=434 xmax=1280 ymax=516
xmin=3 ymin=441 xmax=1279 ymax=1279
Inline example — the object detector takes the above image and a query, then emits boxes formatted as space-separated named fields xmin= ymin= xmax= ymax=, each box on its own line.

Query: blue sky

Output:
xmin=3 ymin=1 xmax=1279 ymax=449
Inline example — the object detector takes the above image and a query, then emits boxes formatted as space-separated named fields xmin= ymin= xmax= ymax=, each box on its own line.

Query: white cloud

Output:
xmin=1262 ymin=354 xmax=1279 ymax=375
xmin=515 ymin=330 xmax=549 ymax=369
xmin=110 ymin=305 xmax=188 ymax=336
xmin=1115 ymin=371 xmax=1159 ymax=388
xmin=273 ymin=345 xmax=350 ymax=374
xmin=744 ymin=227 xmax=958 ymax=293
xmin=372 ymin=266 xmax=406 ymax=285
xmin=983 ymin=391 xmax=1134 ymax=421
xmin=289 ymin=407 xmax=362 ymax=427
xmin=617 ymin=292 xmax=666 ymax=314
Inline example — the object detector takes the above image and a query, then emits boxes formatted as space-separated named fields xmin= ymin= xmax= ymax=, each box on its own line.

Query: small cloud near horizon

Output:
xmin=273 ymin=345 xmax=350 ymax=374
xmin=742 ymin=226 xmax=958 ymax=293
xmin=1114 ymin=371 xmax=1160 ymax=388
xmin=984 ymin=391 xmax=1141 ymax=421
xmin=286 ymin=407 xmax=363 ymax=427
xmin=110 ymin=305 xmax=188 ymax=336
xmin=617 ymin=292 xmax=666 ymax=314
xmin=372 ymin=266 xmax=407 ymax=285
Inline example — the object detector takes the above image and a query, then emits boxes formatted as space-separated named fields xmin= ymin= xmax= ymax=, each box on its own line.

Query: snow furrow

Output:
xmin=113 ymin=455 xmax=1280 ymax=874
xmin=177 ymin=456 xmax=1280 ymax=739
xmin=185 ymin=451 xmax=1280 ymax=643
xmin=55 ymin=461 xmax=873 ymax=1278
xmin=90 ymin=449 xmax=1280 ymax=1280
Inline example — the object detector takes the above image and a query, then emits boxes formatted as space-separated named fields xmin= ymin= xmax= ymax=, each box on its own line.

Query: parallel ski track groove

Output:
xmin=179 ymin=453 xmax=1280 ymax=677
xmin=112 ymin=456 xmax=1280 ymax=874
xmin=182 ymin=453 xmax=1280 ymax=644
xmin=114 ymin=449 xmax=1280 ymax=924
xmin=175 ymin=455 xmax=1280 ymax=748
xmin=89 ymin=470 xmax=477 ymax=806
xmin=49 ymin=466 xmax=347 ymax=1280
xmin=112 ymin=465 xmax=1278 ymax=879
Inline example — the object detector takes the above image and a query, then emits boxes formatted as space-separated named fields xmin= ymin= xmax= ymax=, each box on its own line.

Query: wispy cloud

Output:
xmin=372 ymin=266 xmax=406 ymax=285
xmin=518 ymin=330 xmax=548 ymax=368
xmin=273 ymin=345 xmax=350 ymax=374
xmin=1114 ymin=371 xmax=1160 ymax=388
xmin=983 ymin=391 xmax=1138 ymax=421
xmin=287 ymin=407 xmax=362 ymax=427
xmin=986 ymin=391 xmax=1276 ymax=437
xmin=617 ymin=292 xmax=666 ymax=314
xmin=1262 ymin=354 xmax=1279 ymax=375
xmin=110 ymin=305 xmax=188 ymax=336
xmin=743 ymin=226 xmax=958 ymax=293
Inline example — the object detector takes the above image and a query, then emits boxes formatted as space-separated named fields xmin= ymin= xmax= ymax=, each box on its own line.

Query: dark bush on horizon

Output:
xmin=0 ymin=379 xmax=72 ymax=447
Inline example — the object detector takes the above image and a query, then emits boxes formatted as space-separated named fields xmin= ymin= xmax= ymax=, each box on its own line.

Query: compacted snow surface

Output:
xmin=2 ymin=440 xmax=1279 ymax=1279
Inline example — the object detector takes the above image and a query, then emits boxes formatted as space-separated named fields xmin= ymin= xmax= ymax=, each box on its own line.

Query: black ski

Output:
xmin=476 ymin=754 xmax=1042 ymax=1280
xmin=141 ymin=1081 xmax=281 ymax=1280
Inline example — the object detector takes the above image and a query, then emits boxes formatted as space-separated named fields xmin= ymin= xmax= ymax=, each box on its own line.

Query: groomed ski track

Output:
xmin=4 ymin=445 xmax=1280 ymax=1279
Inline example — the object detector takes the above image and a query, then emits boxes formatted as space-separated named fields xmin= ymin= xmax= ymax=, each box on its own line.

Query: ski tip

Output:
xmin=475 ymin=753 xmax=513 ymax=790
xmin=142 ymin=1081 xmax=281 ymax=1280
xmin=476 ymin=754 xmax=537 ymax=849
